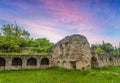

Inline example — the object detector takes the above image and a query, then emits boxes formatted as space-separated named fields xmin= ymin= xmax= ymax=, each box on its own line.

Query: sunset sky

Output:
xmin=0 ymin=0 xmax=120 ymax=46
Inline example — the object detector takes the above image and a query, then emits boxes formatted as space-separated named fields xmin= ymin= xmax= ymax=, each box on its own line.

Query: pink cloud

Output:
xmin=0 ymin=15 xmax=67 ymax=43
xmin=41 ymin=0 xmax=102 ymax=30
xmin=1 ymin=0 xmax=119 ymax=47
xmin=52 ymin=9 xmax=91 ymax=23
xmin=15 ymin=19 xmax=68 ymax=42
xmin=0 ymin=15 xmax=118 ymax=46
xmin=41 ymin=0 xmax=89 ymax=23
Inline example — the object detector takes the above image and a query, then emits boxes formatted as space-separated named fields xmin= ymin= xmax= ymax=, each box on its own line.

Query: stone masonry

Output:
xmin=0 ymin=34 xmax=120 ymax=70
xmin=49 ymin=34 xmax=92 ymax=69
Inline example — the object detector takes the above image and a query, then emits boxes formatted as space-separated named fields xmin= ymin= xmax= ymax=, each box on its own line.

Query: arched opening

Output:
xmin=63 ymin=61 xmax=66 ymax=67
xmin=27 ymin=58 xmax=37 ymax=66
xmin=12 ymin=58 xmax=22 ymax=66
xmin=82 ymin=67 xmax=85 ymax=70
xmin=0 ymin=57 xmax=5 ymax=66
xmin=70 ymin=61 xmax=76 ymax=69
xmin=41 ymin=58 xmax=49 ymax=65
xmin=57 ymin=61 xmax=60 ymax=66
xmin=109 ymin=57 xmax=113 ymax=62
xmin=109 ymin=57 xmax=113 ymax=65
xmin=91 ymin=56 xmax=99 ymax=68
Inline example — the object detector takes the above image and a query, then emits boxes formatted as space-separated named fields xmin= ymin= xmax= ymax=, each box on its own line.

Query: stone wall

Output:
xmin=91 ymin=52 xmax=120 ymax=68
xmin=0 ymin=34 xmax=120 ymax=70
xmin=0 ymin=55 xmax=52 ymax=70
xmin=50 ymin=34 xmax=120 ymax=69
xmin=50 ymin=34 xmax=92 ymax=69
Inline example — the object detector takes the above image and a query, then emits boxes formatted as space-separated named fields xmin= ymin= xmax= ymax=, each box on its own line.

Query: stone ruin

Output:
xmin=0 ymin=55 xmax=52 ymax=71
xmin=0 ymin=34 xmax=120 ymax=70
xmin=50 ymin=34 xmax=92 ymax=69
xmin=49 ymin=34 xmax=120 ymax=69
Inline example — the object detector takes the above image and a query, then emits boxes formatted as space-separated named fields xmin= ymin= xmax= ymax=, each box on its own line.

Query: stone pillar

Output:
xmin=5 ymin=57 xmax=12 ymax=70
xmin=22 ymin=57 xmax=27 ymax=69
xmin=37 ymin=57 xmax=40 ymax=68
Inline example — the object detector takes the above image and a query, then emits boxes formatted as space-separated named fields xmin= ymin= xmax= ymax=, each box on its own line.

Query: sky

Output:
xmin=0 ymin=0 xmax=120 ymax=46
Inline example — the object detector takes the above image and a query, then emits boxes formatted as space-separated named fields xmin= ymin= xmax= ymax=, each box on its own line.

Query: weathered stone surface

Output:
xmin=1 ymin=34 xmax=120 ymax=70
xmin=91 ymin=52 xmax=120 ymax=68
xmin=0 ymin=55 xmax=50 ymax=70
xmin=50 ymin=34 xmax=92 ymax=69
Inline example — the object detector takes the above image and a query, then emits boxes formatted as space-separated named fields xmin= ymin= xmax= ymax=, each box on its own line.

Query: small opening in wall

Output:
xmin=12 ymin=58 xmax=22 ymax=66
xmin=109 ymin=57 xmax=113 ymax=62
xmin=70 ymin=61 xmax=76 ymax=69
xmin=41 ymin=58 xmax=49 ymax=65
xmin=91 ymin=56 xmax=99 ymax=68
xmin=85 ymin=60 xmax=87 ymax=63
xmin=0 ymin=57 xmax=5 ymax=66
xmin=57 ymin=61 xmax=60 ymax=66
xmin=27 ymin=58 xmax=37 ymax=66
xmin=82 ymin=67 xmax=85 ymax=70
xmin=63 ymin=61 xmax=66 ymax=67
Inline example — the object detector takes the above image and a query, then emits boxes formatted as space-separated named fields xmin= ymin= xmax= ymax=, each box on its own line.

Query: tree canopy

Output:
xmin=93 ymin=41 xmax=120 ymax=55
xmin=0 ymin=23 xmax=54 ymax=55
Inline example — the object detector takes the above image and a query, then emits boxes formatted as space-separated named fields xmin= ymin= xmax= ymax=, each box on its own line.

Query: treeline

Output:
xmin=0 ymin=23 xmax=54 ymax=54
xmin=92 ymin=41 xmax=120 ymax=55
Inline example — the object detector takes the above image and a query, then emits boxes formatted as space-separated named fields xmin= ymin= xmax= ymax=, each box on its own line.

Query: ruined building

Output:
xmin=49 ymin=34 xmax=92 ymax=69
xmin=0 ymin=34 xmax=120 ymax=70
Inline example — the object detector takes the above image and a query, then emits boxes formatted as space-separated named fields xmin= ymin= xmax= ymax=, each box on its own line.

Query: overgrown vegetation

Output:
xmin=0 ymin=23 xmax=120 ymax=56
xmin=92 ymin=41 xmax=120 ymax=55
xmin=0 ymin=66 xmax=120 ymax=83
xmin=0 ymin=23 xmax=54 ymax=55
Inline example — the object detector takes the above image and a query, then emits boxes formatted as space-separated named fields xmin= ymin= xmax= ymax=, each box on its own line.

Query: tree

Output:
xmin=94 ymin=41 xmax=115 ymax=54
xmin=0 ymin=23 xmax=30 ymax=52
xmin=1 ymin=24 xmax=30 ymax=38
xmin=100 ymin=42 xmax=114 ymax=53
xmin=0 ymin=23 xmax=54 ymax=54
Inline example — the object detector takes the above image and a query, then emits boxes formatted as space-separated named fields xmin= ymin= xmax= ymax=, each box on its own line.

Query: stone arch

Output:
xmin=109 ymin=57 xmax=114 ymax=65
xmin=57 ymin=61 xmax=60 ymax=66
xmin=12 ymin=57 xmax=22 ymax=66
xmin=27 ymin=58 xmax=37 ymax=66
xmin=0 ymin=57 xmax=6 ymax=66
xmin=109 ymin=57 xmax=113 ymax=62
xmin=91 ymin=56 xmax=99 ymax=68
xmin=41 ymin=58 xmax=49 ymax=65
xmin=63 ymin=61 xmax=66 ymax=67
xmin=70 ymin=61 xmax=76 ymax=69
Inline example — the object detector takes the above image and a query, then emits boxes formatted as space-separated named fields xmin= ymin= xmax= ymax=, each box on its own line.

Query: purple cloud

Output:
xmin=0 ymin=0 xmax=120 ymax=46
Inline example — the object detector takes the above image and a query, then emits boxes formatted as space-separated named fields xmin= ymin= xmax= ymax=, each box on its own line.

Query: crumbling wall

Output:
xmin=0 ymin=55 xmax=51 ymax=70
xmin=1 ymin=34 xmax=120 ymax=71
xmin=91 ymin=52 xmax=120 ymax=68
xmin=50 ymin=34 xmax=92 ymax=69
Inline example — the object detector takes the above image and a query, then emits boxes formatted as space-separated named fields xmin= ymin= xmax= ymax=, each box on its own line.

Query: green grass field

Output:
xmin=0 ymin=66 xmax=120 ymax=83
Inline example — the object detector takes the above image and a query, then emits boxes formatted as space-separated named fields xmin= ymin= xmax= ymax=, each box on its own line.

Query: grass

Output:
xmin=0 ymin=66 xmax=120 ymax=83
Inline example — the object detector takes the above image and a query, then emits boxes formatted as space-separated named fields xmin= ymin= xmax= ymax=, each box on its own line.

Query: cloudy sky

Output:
xmin=0 ymin=0 xmax=120 ymax=46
